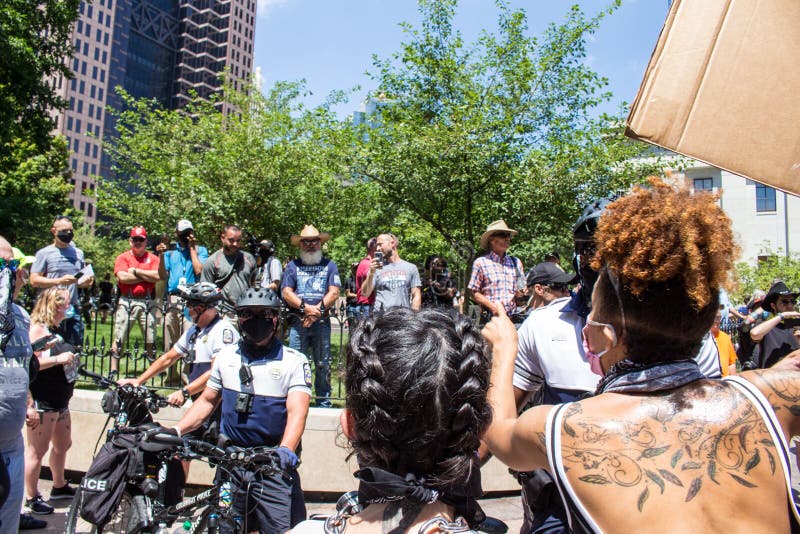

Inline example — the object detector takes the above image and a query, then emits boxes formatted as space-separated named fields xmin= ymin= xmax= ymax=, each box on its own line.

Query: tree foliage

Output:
xmin=350 ymin=0 xmax=659 ymax=269
xmin=733 ymin=251 xmax=800 ymax=304
xmin=0 ymin=1 xmax=79 ymax=249
xmin=99 ymin=82 xmax=353 ymax=262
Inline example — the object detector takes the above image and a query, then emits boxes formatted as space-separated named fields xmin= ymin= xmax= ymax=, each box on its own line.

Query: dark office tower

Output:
xmin=53 ymin=0 xmax=257 ymax=224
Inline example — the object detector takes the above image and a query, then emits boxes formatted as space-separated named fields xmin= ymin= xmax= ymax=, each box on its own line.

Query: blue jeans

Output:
xmin=0 ymin=442 xmax=23 ymax=531
xmin=57 ymin=315 xmax=84 ymax=348
xmin=288 ymin=317 xmax=331 ymax=406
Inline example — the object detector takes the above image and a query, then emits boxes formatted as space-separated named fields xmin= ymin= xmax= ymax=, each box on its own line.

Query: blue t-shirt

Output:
xmin=281 ymin=258 xmax=341 ymax=305
xmin=163 ymin=245 xmax=209 ymax=293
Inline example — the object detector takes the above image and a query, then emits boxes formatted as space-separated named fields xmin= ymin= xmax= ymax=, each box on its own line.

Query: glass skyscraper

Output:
xmin=53 ymin=0 xmax=256 ymax=223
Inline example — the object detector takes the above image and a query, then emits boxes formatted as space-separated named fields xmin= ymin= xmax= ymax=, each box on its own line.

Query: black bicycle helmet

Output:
xmin=259 ymin=239 xmax=275 ymax=256
xmin=235 ymin=287 xmax=281 ymax=310
xmin=572 ymin=194 xmax=619 ymax=240
xmin=180 ymin=282 xmax=223 ymax=305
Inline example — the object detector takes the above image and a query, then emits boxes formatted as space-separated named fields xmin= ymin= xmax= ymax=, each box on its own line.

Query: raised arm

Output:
xmin=482 ymin=306 xmax=550 ymax=471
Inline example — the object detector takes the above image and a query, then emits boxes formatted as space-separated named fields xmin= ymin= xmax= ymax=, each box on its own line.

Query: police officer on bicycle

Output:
xmin=172 ymin=288 xmax=311 ymax=533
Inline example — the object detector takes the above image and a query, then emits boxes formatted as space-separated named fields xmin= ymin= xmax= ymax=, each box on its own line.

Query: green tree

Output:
xmin=733 ymin=250 xmax=800 ymax=304
xmin=350 ymin=0 xmax=660 ymax=271
xmin=0 ymin=1 xmax=80 ymax=249
xmin=99 ymin=82 xmax=353 ymax=262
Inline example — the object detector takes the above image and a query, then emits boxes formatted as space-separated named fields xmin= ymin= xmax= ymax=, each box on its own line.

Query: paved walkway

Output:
xmin=26 ymin=478 xmax=524 ymax=533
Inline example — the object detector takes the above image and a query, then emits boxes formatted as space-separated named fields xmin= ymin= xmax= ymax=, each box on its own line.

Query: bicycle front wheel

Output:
xmin=64 ymin=485 xmax=108 ymax=534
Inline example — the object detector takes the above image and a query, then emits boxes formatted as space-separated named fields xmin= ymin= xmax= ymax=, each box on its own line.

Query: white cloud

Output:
xmin=257 ymin=0 xmax=289 ymax=18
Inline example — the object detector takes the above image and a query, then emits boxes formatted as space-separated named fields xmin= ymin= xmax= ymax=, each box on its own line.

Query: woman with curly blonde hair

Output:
xmin=24 ymin=287 xmax=79 ymax=515
xmin=484 ymin=178 xmax=800 ymax=532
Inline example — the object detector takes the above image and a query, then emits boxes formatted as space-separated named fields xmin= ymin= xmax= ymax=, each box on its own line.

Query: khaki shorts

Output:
xmin=113 ymin=297 xmax=158 ymax=346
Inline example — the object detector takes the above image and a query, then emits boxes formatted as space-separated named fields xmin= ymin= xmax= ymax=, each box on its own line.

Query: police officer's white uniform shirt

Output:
xmin=174 ymin=316 xmax=239 ymax=382
xmin=208 ymin=338 xmax=311 ymax=447
xmin=513 ymin=296 xmax=599 ymax=394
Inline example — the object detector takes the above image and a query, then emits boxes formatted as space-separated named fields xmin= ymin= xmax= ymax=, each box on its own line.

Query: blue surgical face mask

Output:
xmin=64 ymin=304 xmax=76 ymax=319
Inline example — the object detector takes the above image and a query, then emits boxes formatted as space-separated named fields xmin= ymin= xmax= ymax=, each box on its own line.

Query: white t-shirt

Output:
xmin=174 ymin=316 xmax=239 ymax=381
xmin=513 ymin=296 xmax=599 ymax=394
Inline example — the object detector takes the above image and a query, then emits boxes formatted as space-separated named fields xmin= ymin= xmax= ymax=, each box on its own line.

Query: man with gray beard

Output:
xmin=281 ymin=225 xmax=340 ymax=408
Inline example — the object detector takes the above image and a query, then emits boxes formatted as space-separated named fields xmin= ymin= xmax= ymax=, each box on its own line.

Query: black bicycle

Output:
xmin=66 ymin=426 xmax=289 ymax=533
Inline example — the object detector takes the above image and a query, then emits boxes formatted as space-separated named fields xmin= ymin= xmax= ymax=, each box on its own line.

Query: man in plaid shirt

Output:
xmin=468 ymin=220 xmax=525 ymax=323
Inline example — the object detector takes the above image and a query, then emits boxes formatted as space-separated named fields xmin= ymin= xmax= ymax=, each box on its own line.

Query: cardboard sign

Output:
xmin=626 ymin=0 xmax=800 ymax=196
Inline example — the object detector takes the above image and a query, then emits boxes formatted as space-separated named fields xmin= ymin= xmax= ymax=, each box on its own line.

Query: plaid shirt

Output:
xmin=468 ymin=251 xmax=523 ymax=313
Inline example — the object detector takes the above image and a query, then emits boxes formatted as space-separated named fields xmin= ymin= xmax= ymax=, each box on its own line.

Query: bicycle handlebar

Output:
xmin=79 ymin=366 xmax=170 ymax=410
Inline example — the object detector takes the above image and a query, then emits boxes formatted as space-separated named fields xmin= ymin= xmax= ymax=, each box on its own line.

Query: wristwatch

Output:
xmin=181 ymin=386 xmax=191 ymax=399
xmin=299 ymin=299 xmax=306 ymax=315
xmin=319 ymin=301 xmax=326 ymax=315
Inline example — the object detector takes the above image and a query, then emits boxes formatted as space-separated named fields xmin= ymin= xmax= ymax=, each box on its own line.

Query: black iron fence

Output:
xmin=71 ymin=293 xmax=353 ymax=401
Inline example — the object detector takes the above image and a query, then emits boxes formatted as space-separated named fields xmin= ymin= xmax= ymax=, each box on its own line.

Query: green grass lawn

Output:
xmin=78 ymin=313 xmax=350 ymax=406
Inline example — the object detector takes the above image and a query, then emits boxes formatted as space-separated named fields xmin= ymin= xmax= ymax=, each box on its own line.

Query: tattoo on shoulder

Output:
xmin=561 ymin=387 xmax=777 ymax=513
xmin=750 ymin=370 xmax=800 ymax=415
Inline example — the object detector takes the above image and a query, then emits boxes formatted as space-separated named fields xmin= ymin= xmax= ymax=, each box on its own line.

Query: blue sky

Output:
xmin=252 ymin=1 xmax=669 ymax=117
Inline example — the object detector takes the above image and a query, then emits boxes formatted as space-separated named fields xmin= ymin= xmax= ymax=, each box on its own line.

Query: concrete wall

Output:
xmin=28 ymin=389 xmax=518 ymax=493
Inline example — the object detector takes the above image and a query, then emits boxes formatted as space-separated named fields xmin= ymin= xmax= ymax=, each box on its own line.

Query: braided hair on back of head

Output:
xmin=345 ymin=307 xmax=492 ymax=490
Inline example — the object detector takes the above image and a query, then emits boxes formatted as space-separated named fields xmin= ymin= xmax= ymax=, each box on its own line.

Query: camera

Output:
xmin=374 ymin=251 xmax=383 ymax=267
xmin=235 ymin=392 xmax=254 ymax=414
xmin=783 ymin=317 xmax=800 ymax=328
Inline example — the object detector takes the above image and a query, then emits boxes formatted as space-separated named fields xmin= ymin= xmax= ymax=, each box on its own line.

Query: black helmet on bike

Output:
xmin=180 ymin=282 xmax=223 ymax=306
xmin=235 ymin=287 xmax=281 ymax=310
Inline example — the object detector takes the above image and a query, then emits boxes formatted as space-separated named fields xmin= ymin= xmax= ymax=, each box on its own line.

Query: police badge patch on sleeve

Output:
xmin=303 ymin=362 xmax=312 ymax=387
xmin=222 ymin=329 xmax=234 ymax=344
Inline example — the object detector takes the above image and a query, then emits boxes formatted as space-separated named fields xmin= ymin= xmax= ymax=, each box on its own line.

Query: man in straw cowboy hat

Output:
xmin=468 ymin=220 xmax=525 ymax=324
xmin=281 ymin=225 xmax=340 ymax=408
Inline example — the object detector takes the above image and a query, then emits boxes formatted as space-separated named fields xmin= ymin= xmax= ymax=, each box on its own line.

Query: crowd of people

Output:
xmin=1 ymin=177 xmax=800 ymax=532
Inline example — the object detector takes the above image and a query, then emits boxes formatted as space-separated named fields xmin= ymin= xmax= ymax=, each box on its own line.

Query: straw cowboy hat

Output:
xmin=480 ymin=220 xmax=518 ymax=250
xmin=290 ymin=225 xmax=331 ymax=247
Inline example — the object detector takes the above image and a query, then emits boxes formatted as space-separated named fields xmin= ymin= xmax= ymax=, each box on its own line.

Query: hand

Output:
xmin=481 ymin=304 xmax=518 ymax=355
xmin=26 ymin=406 xmax=39 ymax=430
xmin=117 ymin=377 xmax=140 ymax=387
xmin=302 ymin=315 xmax=320 ymax=328
xmin=78 ymin=275 xmax=94 ymax=288
xmin=781 ymin=312 xmax=800 ymax=320
xmin=167 ymin=390 xmax=186 ymax=407
xmin=156 ymin=242 xmax=168 ymax=254
xmin=369 ymin=257 xmax=381 ymax=273
xmin=58 ymin=351 xmax=76 ymax=366
xmin=304 ymin=303 xmax=322 ymax=319
xmin=59 ymin=275 xmax=79 ymax=286
xmin=275 ymin=446 xmax=298 ymax=470
xmin=186 ymin=233 xmax=197 ymax=248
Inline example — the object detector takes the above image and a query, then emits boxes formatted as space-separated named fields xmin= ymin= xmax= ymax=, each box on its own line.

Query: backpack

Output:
xmin=78 ymin=432 xmax=140 ymax=526
xmin=79 ymin=431 xmax=186 ymax=527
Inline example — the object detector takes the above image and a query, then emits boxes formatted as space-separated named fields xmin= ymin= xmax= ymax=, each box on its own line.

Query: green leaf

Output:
xmin=729 ymin=473 xmax=757 ymax=488
xmin=645 ymin=470 xmax=665 ymax=494
xmin=685 ymin=477 xmax=702 ymax=502
xmin=637 ymin=486 xmax=649 ymax=512
xmin=658 ymin=469 xmax=684 ymax=487
xmin=639 ymin=445 xmax=670 ymax=460
xmin=578 ymin=474 xmax=611 ymax=485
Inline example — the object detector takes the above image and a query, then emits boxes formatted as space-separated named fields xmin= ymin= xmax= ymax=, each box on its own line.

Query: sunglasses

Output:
xmin=546 ymin=283 xmax=569 ymax=292
xmin=237 ymin=309 xmax=277 ymax=320
xmin=131 ymin=236 xmax=146 ymax=243
xmin=493 ymin=232 xmax=512 ymax=239
xmin=0 ymin=259 xmax=20 ymax=271
xmin=300 ymin=238 xmax=320 ymax=246
xmin=779 ymin=299 xmax=797 ymax=305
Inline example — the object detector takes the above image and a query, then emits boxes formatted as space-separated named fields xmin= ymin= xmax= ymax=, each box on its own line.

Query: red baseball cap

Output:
xmin=130 ymin=226 xmax=147 ymax=238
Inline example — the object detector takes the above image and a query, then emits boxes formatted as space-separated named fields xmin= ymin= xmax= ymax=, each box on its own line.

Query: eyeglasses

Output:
xmin=131 ymin=237 xmax=146 ymax=243
xmin=493 ymin=232 xmax=512 ymax=239
xmin=237 ymin=309 xmax=277 ymax=320
xmin=300 ymin=239 xmax=320 ymax=246
xmin=0 ymin=259 xmax=20 ymax=271
xmin=546 ymin=283 xmax=569 ymax=292
xmin=779 ymin=298 xmax=797 ymax=306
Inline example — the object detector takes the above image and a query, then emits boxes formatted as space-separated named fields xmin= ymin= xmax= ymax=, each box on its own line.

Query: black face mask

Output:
xmin=56 ymin=230 xmax=74 ymax=244
xmin=240 ymin=316 xmax=276 ymax=345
